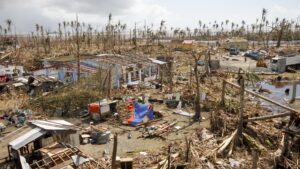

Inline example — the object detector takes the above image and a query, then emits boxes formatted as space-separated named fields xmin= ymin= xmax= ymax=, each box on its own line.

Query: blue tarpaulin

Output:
xmin=128 ymin=103 xmax=153 ymax=126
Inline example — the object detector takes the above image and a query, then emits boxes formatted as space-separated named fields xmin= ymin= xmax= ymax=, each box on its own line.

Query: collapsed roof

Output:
xmin=8 ymin=120 xmax=79 ymax=150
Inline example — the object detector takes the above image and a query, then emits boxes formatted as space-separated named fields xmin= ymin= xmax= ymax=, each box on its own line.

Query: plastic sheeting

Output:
xmin=128 ymin=103 xmax=154 ymax=126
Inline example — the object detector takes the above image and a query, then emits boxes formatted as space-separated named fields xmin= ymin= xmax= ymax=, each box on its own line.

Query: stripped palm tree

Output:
xmin=5 ymin=19 xmax=12 ymax=47
xmin=35 ymin=24 xmax=40 ymax=57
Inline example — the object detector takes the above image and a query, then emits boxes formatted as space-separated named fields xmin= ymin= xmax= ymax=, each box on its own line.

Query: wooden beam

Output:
xmin=111 ymin=134 xmax=118 ymax=169
xmin=224 ymin=80 xmax=300 ymax=115
xmin=245 ymin=112 xmax=293 ymax=122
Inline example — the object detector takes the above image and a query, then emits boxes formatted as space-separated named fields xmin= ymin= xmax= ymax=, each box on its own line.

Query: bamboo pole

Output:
xmin=245 ymin=112 xmax=293 ymax=122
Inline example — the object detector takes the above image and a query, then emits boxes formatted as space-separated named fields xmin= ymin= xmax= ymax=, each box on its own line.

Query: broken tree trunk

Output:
xmin=237 ymin=77 xmax=245 ymax=144
xmin=221 ymin=79 xmax=226 ymax=106
xmin=216 ymin=129 xmax=237 ymax=156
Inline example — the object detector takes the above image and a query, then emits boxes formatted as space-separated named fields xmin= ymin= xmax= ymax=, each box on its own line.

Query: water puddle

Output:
xmin=251 ymin=81 xmax=300 ymax=114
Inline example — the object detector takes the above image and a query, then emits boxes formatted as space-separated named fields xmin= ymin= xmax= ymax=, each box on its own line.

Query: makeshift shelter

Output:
xmin=127 ymin=103 xmax=154 ymax=126
xmin=7 ymin=120 xmax=80 ymax=168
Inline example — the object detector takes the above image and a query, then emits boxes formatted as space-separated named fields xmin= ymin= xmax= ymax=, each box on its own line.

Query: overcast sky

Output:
xmin=0 ymin=0 xmax=300 ymax=34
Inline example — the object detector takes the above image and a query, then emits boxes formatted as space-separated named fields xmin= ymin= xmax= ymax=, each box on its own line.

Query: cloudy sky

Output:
xmin=0 ymin=0 xmax=300 ymax=33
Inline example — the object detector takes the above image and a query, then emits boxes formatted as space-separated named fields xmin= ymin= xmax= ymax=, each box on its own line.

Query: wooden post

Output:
xmin=111 ymin=134 xmax=118 ymax=169
xmin=7 ymin=146 xmax=11 ymax=161
xmin=237 ymin=77 xmax=244 ymax=143
xmin=221 ymin=79 xmax=226 ymax=106
xmin=290 ymin=81 xmax=297 ymax=103
xmin=107 ymin=68 xmax=112 ymax=99
xmin=167 ymin=144 xmax=171 ymax=169
xmin=251 ymin=149 xmax=259 ymax=169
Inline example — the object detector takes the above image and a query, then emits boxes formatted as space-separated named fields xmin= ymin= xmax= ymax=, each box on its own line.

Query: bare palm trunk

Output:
xmin=193 ymin=57 xmax=201 ymax=121
xmin=76 ymin=16 xmax=81 ymax=82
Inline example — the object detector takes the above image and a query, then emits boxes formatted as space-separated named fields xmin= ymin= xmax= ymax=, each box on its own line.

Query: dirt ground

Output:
xmin=78 ymin=92 xmax=211 ymax=159
xmin=215 ymin=52 xmax=270 ymax=72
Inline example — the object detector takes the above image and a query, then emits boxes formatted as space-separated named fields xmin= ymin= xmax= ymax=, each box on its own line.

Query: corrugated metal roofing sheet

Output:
xmin=9 ymin=128 xmax=46 ymax=150
xmin=29 ymin=120 xmax=77 ymax=131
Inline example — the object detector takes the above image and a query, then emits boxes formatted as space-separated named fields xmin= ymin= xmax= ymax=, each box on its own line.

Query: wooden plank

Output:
xmin=49 ymin=156 xmax=57 ymax=164
xmin=50 ymin=159 xmax=73 ymax=169
xmin=63 ymin=152 xmax=71 ymax=159
xmin=54 ymin=154 xmax=65 ymax=162
xmin=111 ymin=134 xmax=118 ymax=169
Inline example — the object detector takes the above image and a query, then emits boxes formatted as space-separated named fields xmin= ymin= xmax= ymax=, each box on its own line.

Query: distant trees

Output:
xmin=1 ymin=7 xmax=300 ymax=57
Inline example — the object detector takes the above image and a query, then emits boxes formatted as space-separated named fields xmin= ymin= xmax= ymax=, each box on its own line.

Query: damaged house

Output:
xmin=38 ymin=54 xmax=166 ymax=88
xmin=7 ymin=120 xmax=86 ymax=169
